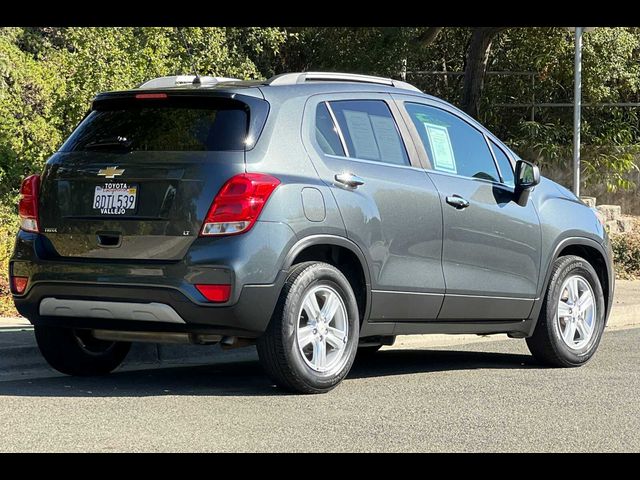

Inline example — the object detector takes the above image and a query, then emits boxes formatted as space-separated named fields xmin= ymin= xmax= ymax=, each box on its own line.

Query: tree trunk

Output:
xmin=417 ymin=27 xmax=444 ymax=48
xmin=461 ymin=27 xmax=508 ymax=118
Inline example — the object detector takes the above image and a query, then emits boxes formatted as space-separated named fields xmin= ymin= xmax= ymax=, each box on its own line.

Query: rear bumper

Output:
xmin=13 ymin=281 xmax=284 ymax=337
xmin=10 ymin=221 xmax=296 ymax=337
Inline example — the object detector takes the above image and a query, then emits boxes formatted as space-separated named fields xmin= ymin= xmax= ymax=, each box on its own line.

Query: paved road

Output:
xmin=0 ymin=327 xmax=638 ymax=452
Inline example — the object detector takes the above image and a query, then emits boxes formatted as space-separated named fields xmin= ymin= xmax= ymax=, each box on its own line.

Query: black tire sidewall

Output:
xmin=34 ymin=325 xmax=130 ymax=376
xmin=544 ymin=257 xmax=606 ymax=365
xmin=281 ymin=265 xmax=359 ymax=391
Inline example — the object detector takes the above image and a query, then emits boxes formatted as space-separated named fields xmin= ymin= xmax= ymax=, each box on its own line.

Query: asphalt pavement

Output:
xmin=0 ymin=326 xmax=638 ymax=452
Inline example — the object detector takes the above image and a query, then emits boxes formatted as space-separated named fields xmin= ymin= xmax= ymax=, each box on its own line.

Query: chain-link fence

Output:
xmin=405 ymin=70 xmax=640 ymax=139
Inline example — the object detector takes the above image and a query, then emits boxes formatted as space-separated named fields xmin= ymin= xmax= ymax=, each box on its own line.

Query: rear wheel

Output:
xmin=526 ymin=255 xmax=606 ymax=367
xmin=34 ymin=325 xmax=131 ymax=376
xmin=257 ymin=262 xmax=359 ymax=394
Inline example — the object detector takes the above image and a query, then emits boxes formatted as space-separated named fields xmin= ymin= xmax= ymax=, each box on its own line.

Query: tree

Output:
xmin=417 ymin=27 xmax=444 ymax=48
xmin=286 ymin=26 xmax=504 ymax=117
xmin=460 ymin=27 xmax=508 ymax=117
xmin=0 ymin=30 xmax=63 ymax=198
xmin=0 ymin=27 xmax=288 ymax=200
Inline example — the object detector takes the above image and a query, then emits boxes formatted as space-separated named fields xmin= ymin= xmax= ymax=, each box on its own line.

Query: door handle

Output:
xmin=335 ymin=172 xmax=365 ymax=188
xmin=445 ymin=195 xmax=470 ymax=210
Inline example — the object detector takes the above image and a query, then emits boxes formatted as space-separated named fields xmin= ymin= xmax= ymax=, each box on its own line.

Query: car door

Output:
xmin=394 ymin=95 xmax=542 ymax=320
xmin=302 ymin=92 xmax=445 ymax=322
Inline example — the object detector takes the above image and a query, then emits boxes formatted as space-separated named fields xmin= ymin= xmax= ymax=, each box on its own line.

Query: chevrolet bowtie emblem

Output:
xmin=97 ymin=166 xmax=125 ymax=179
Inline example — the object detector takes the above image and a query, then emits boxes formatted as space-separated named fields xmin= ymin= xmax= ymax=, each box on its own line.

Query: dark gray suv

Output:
xmin=10 ymin=72 xmax=614 ymax=393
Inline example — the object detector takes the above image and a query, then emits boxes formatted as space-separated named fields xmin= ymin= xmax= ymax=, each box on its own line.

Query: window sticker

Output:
xmin=423 ymin=123 xmax=457 ymax=174
xmin=369 ymin=115 xmax=405 ymax=165
xmin=343 ymin=109 xmax=380 ymax=160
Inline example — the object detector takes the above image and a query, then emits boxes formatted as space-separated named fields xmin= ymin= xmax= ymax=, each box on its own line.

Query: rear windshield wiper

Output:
xmin=84 ymin=136 xmax=133 ymax=150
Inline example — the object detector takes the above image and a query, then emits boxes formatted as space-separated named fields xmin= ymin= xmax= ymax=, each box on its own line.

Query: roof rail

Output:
xmin=138 ymin=75 xmax=241 ymax=89
xmin=264 ymin=71 xmax=421 ymax=92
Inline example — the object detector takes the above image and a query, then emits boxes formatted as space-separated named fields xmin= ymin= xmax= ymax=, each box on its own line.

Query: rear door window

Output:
xmin=61 ymin=97 xmax=249 ymax=152
xmin=327 ymin=100 xmax=410 ymax=166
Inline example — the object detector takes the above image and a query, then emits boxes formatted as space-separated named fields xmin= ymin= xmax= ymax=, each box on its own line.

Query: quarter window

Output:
xmin=315 ymin=103 xmax=345 ymax=157
xmin=405 ymin=103 xmax=500 ymax=182
xmin=489 ymin=139 xmax=515 ymax=186
xmin=326 ymin=100 xmax=409 ymax=166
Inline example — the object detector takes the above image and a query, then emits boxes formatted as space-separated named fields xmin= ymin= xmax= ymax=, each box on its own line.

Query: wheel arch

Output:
xmin=529 ymin=236 xmax=613 ymax=334
xmin=283 ymin=235 xmax=372 ymax=325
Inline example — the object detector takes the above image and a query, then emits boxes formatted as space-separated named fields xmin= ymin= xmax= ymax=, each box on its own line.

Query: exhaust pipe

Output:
xmin=220 ymin=336 xmax=255 ymax=350
xmin=91 ymin=330 xmax=222 ymax=345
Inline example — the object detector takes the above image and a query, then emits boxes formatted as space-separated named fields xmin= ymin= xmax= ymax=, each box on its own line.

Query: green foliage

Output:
xmin=0 ymin=27 xmax=288 ymax=201
xmin=3 ymin=26 xmax=640 ymax=199
xmin=472 ymin=27 xmax=640 ymax=193
xmin=0 ymin=27 xmax=289 ymax=316
xmin=2 ymin=25 xmax=640 ymax=191
xmin=3 ymin=26 xmax=640 ymax=315
xmin=0 ymin=201 xmax=18 ymax=316
xmin=50 ymin=27 xmax=286 ymax=134
xmin=0 ymin=32 xmax=64 ymax=199
xmin=287 ymin=27 xmax=640 ymax=192
xmin=582 ymin=147 xmax=638 ymax=193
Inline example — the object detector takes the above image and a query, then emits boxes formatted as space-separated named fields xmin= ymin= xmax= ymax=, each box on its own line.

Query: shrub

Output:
xmin=611 ymin=218 xmax=640 ymax=279
xmin=0 ymin=200 xmax=19 ymax=316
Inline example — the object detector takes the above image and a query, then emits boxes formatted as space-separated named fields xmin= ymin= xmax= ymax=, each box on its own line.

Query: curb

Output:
xmin=0 ymin=330 xmax=239 ymax=378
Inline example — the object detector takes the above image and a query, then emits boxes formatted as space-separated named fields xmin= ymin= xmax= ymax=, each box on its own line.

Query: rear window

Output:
xmin=61 ymin=97 xmax=249 ymax=152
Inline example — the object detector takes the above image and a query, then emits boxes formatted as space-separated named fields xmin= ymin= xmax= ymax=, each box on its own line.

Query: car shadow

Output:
xmin=0 ymin=347 xmax=540 ymax=398
xmin=351 ymin=348 xmax=536 ymax=378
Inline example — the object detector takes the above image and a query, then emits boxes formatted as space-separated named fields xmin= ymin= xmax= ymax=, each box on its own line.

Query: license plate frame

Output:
xmin=92 ymin=182 xmax=138 ymax=215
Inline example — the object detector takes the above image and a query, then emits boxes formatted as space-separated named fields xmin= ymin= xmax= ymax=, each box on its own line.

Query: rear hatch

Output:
xmin=38 ymin=90 xmax=269 ymax=260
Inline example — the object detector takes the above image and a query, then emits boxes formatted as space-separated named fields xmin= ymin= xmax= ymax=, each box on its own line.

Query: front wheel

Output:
xmin=526 ymin=255 xmax=606 ymax=367
xmin=34 ymin=325 xmax=131 ymax=376
xmin=257 ymin=262 xmax=360 ymax=394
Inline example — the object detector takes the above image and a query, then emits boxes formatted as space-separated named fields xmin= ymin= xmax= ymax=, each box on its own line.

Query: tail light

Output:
xmin=200 ymin=173 xmax=280 ymax=236
xmin=18 ymin=174 xmax=40 ymax=233
xmin=10 ymin=276 xmax=28 ymax=295
xmin=195 ymin=284 xmax=231 ymax=303
xmin=135 ymin=93 xmax=168 ymax=100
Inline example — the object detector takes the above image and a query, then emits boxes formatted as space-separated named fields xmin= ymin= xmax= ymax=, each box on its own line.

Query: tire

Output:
xmin=526 ymin=255 xmax=606 ymax=367
xmin=257 ymin=261 xmax=360 ymax=394
xmin=34 ymin=325 xmax=131 ymax=376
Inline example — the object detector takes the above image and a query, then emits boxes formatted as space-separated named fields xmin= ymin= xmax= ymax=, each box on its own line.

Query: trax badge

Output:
xmin=98 ymin=166 xmax=125 ymax=179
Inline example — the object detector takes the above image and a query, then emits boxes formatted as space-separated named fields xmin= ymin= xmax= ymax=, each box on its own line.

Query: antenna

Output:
xmin=177 ymin=27 xmax=201 ymax=85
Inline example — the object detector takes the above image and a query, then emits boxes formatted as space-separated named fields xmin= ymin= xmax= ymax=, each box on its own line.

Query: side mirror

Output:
xmin=514 ymin=160 xmax=540 ymax=207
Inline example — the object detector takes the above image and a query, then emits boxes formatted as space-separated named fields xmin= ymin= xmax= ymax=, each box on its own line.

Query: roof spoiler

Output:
xmin=138 ymin=75 xmax=241 ymax=89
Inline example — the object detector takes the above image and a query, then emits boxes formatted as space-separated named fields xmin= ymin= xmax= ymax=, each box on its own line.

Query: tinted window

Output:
xmin=328 ymin=100 xmax=409 ymax=166
xmin=489 ymin=139 xmax=515 ymax=186
xmin=315 ymin=103 xmax=345 ymax=156
xmin=61 ymin=99 xmax=248 ymax=152
xmin=405 ymin=103 xmax=499 ymax=182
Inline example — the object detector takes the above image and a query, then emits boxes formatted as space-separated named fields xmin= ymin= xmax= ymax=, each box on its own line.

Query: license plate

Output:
xmin=93 ymin=183 xmax=137 ymax=215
